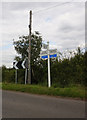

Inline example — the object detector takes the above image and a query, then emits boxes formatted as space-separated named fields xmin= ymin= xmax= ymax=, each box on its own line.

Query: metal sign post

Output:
xmin=15 ymin=69 xmax=17 ymax=84
xmin=13 ymin=59 xmax=28 ymax=84
xmin=25 ymin=69 xmax=27 ymax=84
xmin=47 ymin=42 xmax=51 ymax=88
xmin=40 ymin=42 xmax=57 ymax=88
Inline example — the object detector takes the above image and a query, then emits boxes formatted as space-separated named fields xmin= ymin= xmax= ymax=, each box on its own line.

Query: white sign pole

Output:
xmin=25 ymin=69 xmax=27 ymax=84
xmin=15 ymin=69 xmax=17 ymax=84
xmin=47 ymin=41 xmax=51 ymax=88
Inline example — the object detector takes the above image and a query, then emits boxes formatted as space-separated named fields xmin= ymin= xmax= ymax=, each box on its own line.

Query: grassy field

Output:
xmin=2 ymin=83 xmax=85 ymax=100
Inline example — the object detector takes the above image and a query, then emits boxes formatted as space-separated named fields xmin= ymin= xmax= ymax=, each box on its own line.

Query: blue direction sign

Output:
xmin=50 ymin=54 xmax=57 ymax=58
xmin=41 ymin=55 xmax=48 ymax=59
xmin=41 ymin=54 xmax=57 ymax=59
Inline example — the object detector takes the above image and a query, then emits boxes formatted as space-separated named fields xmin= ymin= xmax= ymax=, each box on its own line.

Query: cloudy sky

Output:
xmin=0 ymin=0 xmax=85 ymax=68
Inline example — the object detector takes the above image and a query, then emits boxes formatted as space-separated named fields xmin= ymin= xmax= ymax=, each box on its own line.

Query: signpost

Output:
xmin=40 ymin=49 xmax=57 ymax=57
xmin=40 ymin=42 xmax=57 ymax=88
xmin=13 ymin=42 xmax=57 ymax=87
xmin=13 ymin=59 xmax=28 ymax=84
xmin=13 ymin=62 xmax=18 ymax=69
xmin=42 ymin=43 xmax=48 ymax=49
xmin=49 ymin=49 xmax=57 ymax=55
xmin=41 ymin=54 xmax=57 ymax=59
xmin=25 ymin=68 xmax=27 ymax=85
xmin=47 ymin=42 xmax=51 ymax=88
xmin=13 ymin=60 xmax=28 ymax=69
xmin=13 ymin=62 xmax=18 ymax=84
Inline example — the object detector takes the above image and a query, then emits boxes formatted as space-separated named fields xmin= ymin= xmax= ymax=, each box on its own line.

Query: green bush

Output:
xmin=2 ymin=68 xmax=15 ymax=83
xmin=2 ymin=49 xmax=86 ymax=87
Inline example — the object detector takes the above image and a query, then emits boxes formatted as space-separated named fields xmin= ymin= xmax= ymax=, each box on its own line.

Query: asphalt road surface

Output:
xmin=0 ymin=90 xmax=2 ymax=119
xmin=2 ymin=90 xmax=85 ymax=118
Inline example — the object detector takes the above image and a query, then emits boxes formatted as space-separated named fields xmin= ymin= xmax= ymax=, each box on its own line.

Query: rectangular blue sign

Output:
xmin=41 ymin=54 xmax=57 ymax=59
xmin=50 ymin=54 xmax=57 ymax=58
xmin=41 ymin=55 xmax=48 ymax=59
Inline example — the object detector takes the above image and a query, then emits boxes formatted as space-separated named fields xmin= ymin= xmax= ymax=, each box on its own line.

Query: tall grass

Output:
xmin=2 ymin=83 xmax=85 ymax=100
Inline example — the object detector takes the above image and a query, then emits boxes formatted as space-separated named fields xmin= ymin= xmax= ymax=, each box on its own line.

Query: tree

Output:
xmin=13 ymin=31 xmax=42 ymax=64
xmin=13 ymin=31 xmax=43 ymax=84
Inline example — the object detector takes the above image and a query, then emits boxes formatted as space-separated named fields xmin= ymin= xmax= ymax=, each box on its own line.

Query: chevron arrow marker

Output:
xmin=13 ymin=62 xmax=18 ymax=69
xmin=22 ymin=60 xmax=26 ymax=69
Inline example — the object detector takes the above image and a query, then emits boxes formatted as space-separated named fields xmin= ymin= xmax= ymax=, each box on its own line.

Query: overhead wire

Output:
xmin=32 ymin=0 xmax=82 ymax=53
xmin=32 ymin=1 xmax=74 ymax=32
xmin=33 ymin=1 xmax=74 ymax=15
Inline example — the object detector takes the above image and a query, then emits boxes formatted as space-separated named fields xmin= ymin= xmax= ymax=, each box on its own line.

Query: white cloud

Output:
xmin=2 ymin=46 xmax=17 ymax=68
xmin=1 ymin=2 xmax=85 ymax=67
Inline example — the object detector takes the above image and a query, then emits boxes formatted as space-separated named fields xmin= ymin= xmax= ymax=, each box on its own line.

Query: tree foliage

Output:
xmin=13 ymin=31 xmax=42 ymax=66
xmin=2 ymin=49 xmax=86 ymax=87
xmin=13 ymin=32 xmax=43 ymax=84
xmin=2 ymin=31 xmax=86 ymax=88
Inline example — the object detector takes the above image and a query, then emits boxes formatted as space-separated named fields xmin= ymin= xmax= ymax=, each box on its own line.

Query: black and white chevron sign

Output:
xmin=13 ymin=59 xmax=28 ymax=69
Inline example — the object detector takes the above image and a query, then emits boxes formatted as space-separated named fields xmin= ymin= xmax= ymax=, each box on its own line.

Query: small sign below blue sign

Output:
xmin=41 ymin=54 xmax=57 ymax=59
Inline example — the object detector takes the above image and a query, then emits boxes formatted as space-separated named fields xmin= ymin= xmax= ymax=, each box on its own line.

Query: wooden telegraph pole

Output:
xmin=28 ymin=10 xmax=32 ymax=84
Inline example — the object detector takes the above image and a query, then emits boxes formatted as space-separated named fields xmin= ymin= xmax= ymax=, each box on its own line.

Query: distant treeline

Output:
xmin=2 ymin=48 xmax=87 ymax=88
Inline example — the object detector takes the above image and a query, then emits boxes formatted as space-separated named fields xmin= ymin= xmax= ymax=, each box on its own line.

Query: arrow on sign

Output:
xmin=25 ymin=59 xmax=28 ymax=69
xmin=13 ymin=61 xmax=23 ymax=69
xmin=13 ymin=62 xmax=18 ymax=69
xmin=21 ymin=59 xmax=28 ymax=69
xmin=22 ymin=59 xmax=26 ymax=69
xmin=17 ymin=61 xmax=23 ymax=69
xmin=13 ymin=59 xmax=28 ymax=69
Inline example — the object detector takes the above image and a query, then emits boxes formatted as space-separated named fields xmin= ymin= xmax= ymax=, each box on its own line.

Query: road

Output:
xmin=2 ymin=90 xmax=85 ymax=118
xmin=0 ymin=90 xmax=2 ymax=119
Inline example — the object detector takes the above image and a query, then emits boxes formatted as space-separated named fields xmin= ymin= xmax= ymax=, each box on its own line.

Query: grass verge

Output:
xmin=2 ymin=83 xmax=85 ymax=100
xmin=0 ymin=82 xmax=2 ymax=89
